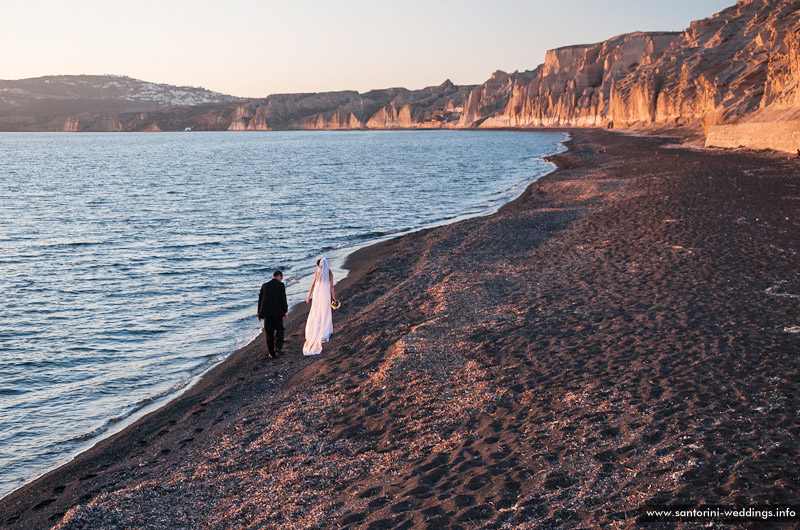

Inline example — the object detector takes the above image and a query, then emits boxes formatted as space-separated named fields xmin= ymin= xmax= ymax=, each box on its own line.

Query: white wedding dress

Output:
xmin=303 ymin=258 xmax=333 ymax=355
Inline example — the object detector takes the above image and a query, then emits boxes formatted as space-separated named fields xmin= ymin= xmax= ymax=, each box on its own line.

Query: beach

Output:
xmin=2 ymin=129 xmax=798 ymax=529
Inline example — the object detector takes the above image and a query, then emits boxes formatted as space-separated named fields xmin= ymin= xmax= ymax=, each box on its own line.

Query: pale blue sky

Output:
xmin=2 ymin=0 xmax=735 ymax=97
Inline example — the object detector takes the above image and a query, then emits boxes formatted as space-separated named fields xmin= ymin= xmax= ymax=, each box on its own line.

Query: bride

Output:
xmin=303 ymin=258 xmax=337 ymax=355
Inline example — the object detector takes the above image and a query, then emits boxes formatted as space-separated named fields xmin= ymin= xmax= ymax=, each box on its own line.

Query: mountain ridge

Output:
xmin=0 ymin=74 xmax=243 ymax=131
xmin=1 ymin=0 xmax=798 ymax=152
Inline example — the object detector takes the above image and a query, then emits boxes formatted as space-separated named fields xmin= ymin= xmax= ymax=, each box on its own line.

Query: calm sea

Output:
xmin=0 ymin=130 xmax=565 ymax=497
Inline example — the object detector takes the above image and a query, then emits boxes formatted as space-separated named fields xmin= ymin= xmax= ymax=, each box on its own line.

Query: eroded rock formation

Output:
xmin=490 ymin=0 xmax=800 ymax=151
xmin=215 ymin=81 xmax=472 ymax=131
xmin=1 ymin=0 xmax=797 ymax=150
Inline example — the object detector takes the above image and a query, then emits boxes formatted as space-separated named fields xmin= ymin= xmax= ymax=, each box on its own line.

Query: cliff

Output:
xmin=486 ymin=32 xmax=679 ymax=128
xmin=488 ymin=0 xmax=800 ymax=151
xmin=1 ymin=0 xmax=798 ymax=151
xmin=220 ymin=0 xmax=797 ymax=149
xmin=220 ymin=81 xmax=472 ymax=131
xmin=92 ymin=82 xmax=472 ymax=133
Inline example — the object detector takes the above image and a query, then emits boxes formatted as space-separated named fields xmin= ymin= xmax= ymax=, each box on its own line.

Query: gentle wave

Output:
xmin=0 ymin=130 xmax=567 ymax=498
xmin=67 ymin=378 xmax=196 ymax=443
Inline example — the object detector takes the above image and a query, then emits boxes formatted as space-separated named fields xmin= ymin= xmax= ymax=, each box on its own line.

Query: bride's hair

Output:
xmin=316 ymin=258 xmax=321 ymax=266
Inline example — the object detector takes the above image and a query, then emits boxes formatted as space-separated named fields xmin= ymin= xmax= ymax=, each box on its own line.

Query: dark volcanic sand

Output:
xmin=1 ymin=130 xmax=799 ymax=529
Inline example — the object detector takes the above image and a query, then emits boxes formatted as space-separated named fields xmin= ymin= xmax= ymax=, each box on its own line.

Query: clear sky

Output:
xmin=2 ymin=0 xmax=735 ymax=98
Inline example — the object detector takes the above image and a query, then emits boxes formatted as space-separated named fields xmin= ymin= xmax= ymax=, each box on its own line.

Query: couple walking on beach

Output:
xmin=257 ymin=258 xmax=338 ymax=358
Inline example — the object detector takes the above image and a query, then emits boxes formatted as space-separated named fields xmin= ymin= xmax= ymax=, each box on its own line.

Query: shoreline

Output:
xmin=3 ymin=128 xmax=799 ymax=529
xmin=0 ymin=128 xmax=567 ymax=502
xmin=0 ymin=129 xmax=567 ymax=502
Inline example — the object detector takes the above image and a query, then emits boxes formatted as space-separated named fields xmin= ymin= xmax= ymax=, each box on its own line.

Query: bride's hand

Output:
xmin=306 ymin=296 xmax=311 ymax=304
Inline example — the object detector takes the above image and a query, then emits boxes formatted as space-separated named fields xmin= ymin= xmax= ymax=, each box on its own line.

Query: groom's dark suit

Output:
xmin=258 ymin=277 xmax=288 ymax=357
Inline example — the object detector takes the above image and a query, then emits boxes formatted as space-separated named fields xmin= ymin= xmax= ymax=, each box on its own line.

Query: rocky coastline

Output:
xmin=1 ymin=128 xmax=798 ymax=529
xmin=2 ymin=1 xmax=799 ymax=153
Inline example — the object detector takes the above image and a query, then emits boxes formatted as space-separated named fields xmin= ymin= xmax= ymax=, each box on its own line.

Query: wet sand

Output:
xmin=2 ymin=129 xmax=799 ymax=529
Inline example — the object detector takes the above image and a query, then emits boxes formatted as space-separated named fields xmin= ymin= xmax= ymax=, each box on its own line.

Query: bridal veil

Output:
xmin=303 ymin=258 xmax=333 ymax=355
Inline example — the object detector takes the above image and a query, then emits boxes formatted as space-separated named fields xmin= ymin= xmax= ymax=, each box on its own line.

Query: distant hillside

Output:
xmin=2 ymin=0 xmax=798 ymax=152
xmin=0 ymin=75 xmax=243 ymax=131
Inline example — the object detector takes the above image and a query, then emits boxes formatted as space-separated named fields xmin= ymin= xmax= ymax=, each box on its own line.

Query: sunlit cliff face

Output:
xmin=8 ymin=1 xmax=798 ymax=151
xmin=485 ymin=0 xmax=800 ymax=151
xmin=220 ymin=0 xmax=798 ymax=151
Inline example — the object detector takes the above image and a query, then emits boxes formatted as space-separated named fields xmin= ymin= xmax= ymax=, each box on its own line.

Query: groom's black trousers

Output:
xmin=263 ymin=315 xmax=284 ymax=355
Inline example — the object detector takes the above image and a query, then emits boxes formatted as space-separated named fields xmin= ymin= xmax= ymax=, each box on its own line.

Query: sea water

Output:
xmin=0 ymin=129 xmax=565 ymax=497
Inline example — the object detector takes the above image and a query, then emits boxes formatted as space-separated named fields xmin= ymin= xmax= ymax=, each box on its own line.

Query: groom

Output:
xmin=258 ymin=270 xmax=288 ymax=358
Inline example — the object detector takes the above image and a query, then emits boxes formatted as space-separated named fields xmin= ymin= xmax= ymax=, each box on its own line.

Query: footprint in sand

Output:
xmin=389 ymin=499 xmax=416 ymax=513
xmin=403 ymin=485 xmax=432 ymax=499
xmin=454 ymin=494 xmax=476 ymax=507
xmin=466 ymin=474 xmax=492 ymax=491
xmin=544 ymin=471 xmax=577 ymax=490
xmin=367 ymin=496 xmax=390 ymax=509
xmin=31 ymin=498 xmax=56 ymax=511
xmin=339 ymin=511 xmax=366 ymax=525
xmin=358 ymin=486 xmax=381 ymax=498
xmin=459 ymin=504 xmax=494 ymax=522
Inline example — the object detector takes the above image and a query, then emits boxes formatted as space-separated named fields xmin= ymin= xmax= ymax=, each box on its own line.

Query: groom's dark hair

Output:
xmin=273 ymin=270 xmax=283 ymax=278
